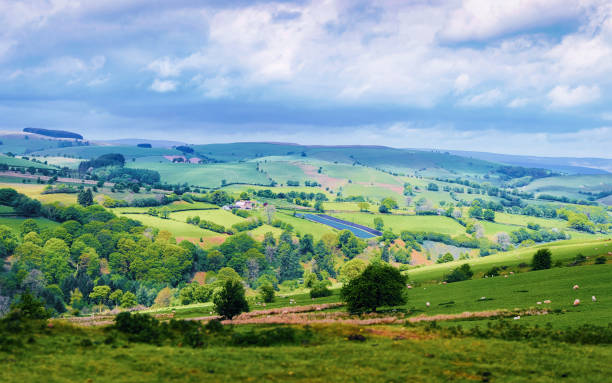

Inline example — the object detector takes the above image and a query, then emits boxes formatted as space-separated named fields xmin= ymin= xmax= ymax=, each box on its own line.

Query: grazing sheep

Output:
xmin=537 ymin=302 xmax=542 ymax=305
xmin=592 ymin=296 xmax=597 ymax=302
xmin=513 ymin=316 xmax=520 ymax=320
xmin=406 ymin=285 xmax=412 ymax=289
xmin=573 ymin=285 xmax=579 ymax=290
xmin=573 ymin=299 xmax=580 ymax=306
xmin=504 ymin=275 xmax=508 ymax=278
xmin=426 ymin=302 xmax=430 ymax=307
xmin=544 ymin=300 xmax=551 ymax=304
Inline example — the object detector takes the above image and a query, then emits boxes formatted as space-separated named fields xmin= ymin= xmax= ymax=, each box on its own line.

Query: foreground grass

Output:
xmin=143 ymin=264 xmax=611 ymax=328
xmin=1 ymin=322 xmax=611 ymax=383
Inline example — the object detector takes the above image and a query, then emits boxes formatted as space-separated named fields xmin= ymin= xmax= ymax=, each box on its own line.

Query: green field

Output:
xmin=408 ymin=239 xmax=611 ymax=282
xmin=332 ymin=212 xmax=466 ymax=236
xmin=31 ymin=145 xmax=181 ymax=159
xmin=0 ymin=155 xmax=56 ymax=169
xmin=0 ymin=216 xmax=60 ymax=234
xmin=171 ymin=209 xmax=246 ymax=227
xmin=0 ymin=183 xmax=78 ymax=205
xmin=127 ymin=162 xmax=271 ymax=187
xmin=522 ymin=174 xmax=612 ymax=199
xmin=117 ymin=212 xmax=224 ymax=242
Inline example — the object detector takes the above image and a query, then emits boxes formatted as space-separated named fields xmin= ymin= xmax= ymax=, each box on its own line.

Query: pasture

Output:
xmin=408 ymin=239 xmax=612 ymax=282
xmin=332 ymin=212 xmax=466 ymax=236
xmin=127 ymin=161 xmax=271 ymax=187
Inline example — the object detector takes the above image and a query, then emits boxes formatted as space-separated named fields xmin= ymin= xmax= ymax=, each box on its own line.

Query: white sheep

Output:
xmin=426 ymin=302 xmax=430 ymax=307
xmin=592 ymin=296 xmax=597 ymax=302
xmin=513 ymin=316 xmax=520 ymax=320
xmin=573 ymin=284 xmax=579 ymax=290
xmin=536 ymin=301 xmax=542 ymax=305
xmin=573 ymin=299 xmax=580 ymax=306
xmin=543 ymin=300 xmax=551 ymax=304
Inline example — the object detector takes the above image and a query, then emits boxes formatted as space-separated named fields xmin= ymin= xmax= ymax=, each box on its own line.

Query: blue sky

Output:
xmin=0 ymin=0 xmax=611 ymax=157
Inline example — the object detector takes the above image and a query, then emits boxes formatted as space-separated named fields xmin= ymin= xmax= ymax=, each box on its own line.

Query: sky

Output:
xmin=0 ymin=0 xmax=611 ymax=157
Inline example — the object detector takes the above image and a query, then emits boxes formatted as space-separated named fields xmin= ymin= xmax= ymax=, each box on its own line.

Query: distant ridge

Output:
xmin=23 ymin=127 xmax=83 ymax=140
xmin=97 ymin=138 xmax=186 ymax=148
xmin=446 ymin=150 xmax=612 ymax=175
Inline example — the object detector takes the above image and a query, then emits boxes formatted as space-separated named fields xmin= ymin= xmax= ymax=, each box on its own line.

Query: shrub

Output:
xmin=532 ymin=248 xmax=552 ymax=270
xmin=444 ymin=264 xmax=473 ymax=283
xmin=231 ymin=326 xmax=312 ymax=347
xmin=310 ymin=282 xmax=332 ymax=298
xmin=483 ymin=266 xmax=502 ymax=277
xmin=595 ymin=256 xmax=606 ymax=264
xmin=213 ymin=280 xmax=249 ymax=319
xmin=113 ymin=312 xmax=162 ymax=344
xmin=259 ymin=283 xmax=275 ymax=303
xmin=340 ymin=262 xmax=406 ymax=313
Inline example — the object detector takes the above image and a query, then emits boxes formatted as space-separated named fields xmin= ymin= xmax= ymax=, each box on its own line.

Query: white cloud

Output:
xmin=454 ymin=73 xmax=471 ymax=92
xmin=548 ymin=85 xmax=601 ymax=107
xmin=439 ymin=0 xmax=584 ymax=43
xmin=458 ymin=89 xmax=503 ymax=107
xmin=508 ymin=97 xmax=529 ymax=108
xmin=150 ymin=78 xmax=177 ymax=92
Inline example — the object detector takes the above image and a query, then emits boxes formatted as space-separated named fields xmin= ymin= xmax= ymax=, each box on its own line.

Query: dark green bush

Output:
xmin=113 ymin=312 xmax=162 ymax=344
xmin=310 ymin=282 xmax=332 ymax=298
xmin=214 ymin=280 xmax=249 ymax=319
xmin=340 ymin=262 xmax=407 ymax=313
xmin=231 ymin=326 xmax=312 ymax=347
xmin=260 ymin=283 xmax=275 ymax=303
xmin=444 ymin=264 xmax=473 ymax=283
xmin=595 ymin=256 xmax=606 ymax=265
xmin=532 ymin=248 xmax=552 ymax=270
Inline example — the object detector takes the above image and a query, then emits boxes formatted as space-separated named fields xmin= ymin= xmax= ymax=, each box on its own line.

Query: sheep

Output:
xmin=573 ymin=285 xmax=579 ymax=290
xmin=592 ymin=296 xmax=597 ymax=302
xmin=426 ymin=302 xmax=430 ymax=307
xmin=543 ymin=300 xmax=551 ymax=304
xmin=513 ymin=316 xmax=520 ymax=320
xmin=537 ymin=301 xmax=542 ymax=305
xmin=573 ymin=299 xmax=580 ymax=306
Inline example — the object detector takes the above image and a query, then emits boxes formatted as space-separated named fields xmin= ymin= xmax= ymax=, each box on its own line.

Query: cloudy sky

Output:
xmin=1 ymin=0 xmax=611 ymax=157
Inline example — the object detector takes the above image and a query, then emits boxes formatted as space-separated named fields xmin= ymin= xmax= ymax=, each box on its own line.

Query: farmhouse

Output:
xmin=233 ymin=200 xmax=256 ymax=210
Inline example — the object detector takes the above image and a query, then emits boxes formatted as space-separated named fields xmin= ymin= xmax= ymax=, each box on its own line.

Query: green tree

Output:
xmin=379 ymin=197 xmax=398 ymax=213
xmin=532 ymin=248 xmax=552 ymax=270
xmin=357 ymin=201 xmax=370 ymax=212
xmin=338 ymin=258 xmax=367 ymax=284
xmin=483 ymin=209 xmax=495 ymax=222
xmin=159 ymin=207 xmax=170 ymax=219
xmin=444 ymin=264 xmax=473 ymax=283
xmin=0 ymin=225 xmax=18 ymax=258
xmin=89 ymin=285 xmax=111 ymax=310
xmin=313 ymin=240 xmax=335 ymax=277
xmin=109 ymin=289 xmax=123 ymax=306
xmin=337 ymin=230 xmax=363 ymax=259
xmin=20 ymin=219 xmax=40 ymax=237
xmin=340 ymin=263 xmax=407 ymax=313
xmin=436 ymin=253 xmax=454 ymax=264
xmin=259 ymin=283 xmax=275 ymax=303
xmin=469 ymin=205 xmax=483 ymax=219
xmin=120 ymin=291 xmax=137 ymax=308
xmin=77 ymin=188 xmax=94 ymax=207
xmin=214 ymin=279 xmax=249 ymax=319
xmin=70 ymin=288 xmax=84 ymax=308
xmin=373 ymin=217 xmax=384 ymax=231
xmin=314 ymin=200 xmax=324 ymax=212
xmin=206 ymin=250 xmax=225 ymax=271
xmin=278 ymin=243 xmax=303 ymax=281
xmin=42 ymin=238 xmax=71 ymax=284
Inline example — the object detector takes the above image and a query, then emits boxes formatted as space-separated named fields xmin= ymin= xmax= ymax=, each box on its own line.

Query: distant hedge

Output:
xmin=23 ymin=127 xmax=83 ymax=140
